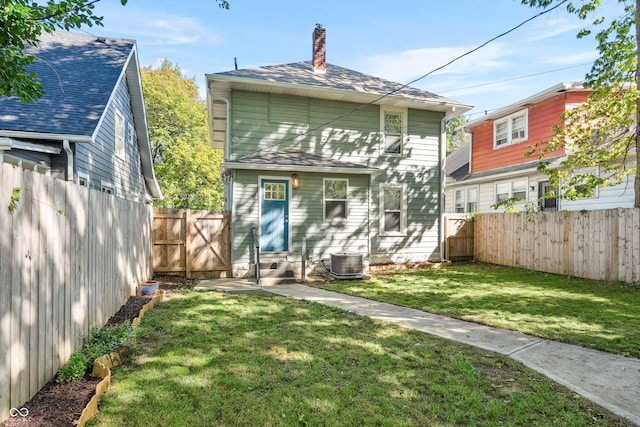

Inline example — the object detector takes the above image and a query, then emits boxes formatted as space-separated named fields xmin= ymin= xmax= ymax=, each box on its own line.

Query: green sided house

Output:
xmin=206 ymin=25 xmax=471 ymax=278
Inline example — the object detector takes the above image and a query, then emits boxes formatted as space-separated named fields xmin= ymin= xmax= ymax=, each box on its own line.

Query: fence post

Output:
xmin=185 ymin=209 xmax=192 ymax=279
xmin=301 ymin=237 xmax=306 ymax=283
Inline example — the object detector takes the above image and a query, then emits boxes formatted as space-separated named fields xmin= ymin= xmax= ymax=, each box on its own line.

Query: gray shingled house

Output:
xmin=206 ymin=25 xmax=470 ymax=279
xmin=0 ymin=31 xmax=162 ymax=202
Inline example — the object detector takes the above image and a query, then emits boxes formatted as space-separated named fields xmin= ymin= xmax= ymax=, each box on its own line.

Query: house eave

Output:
xmin=0 ymin=130 xmax=92 ymax=143
xmin=207 ymin=74 xmax=472 ymax=114
xmin=463 ymin=82 xmax=587 ymax=131
xmin=222 ymin=161 xmax=380 ymax=175
xmin=0 ymin=137 xmax=62 ymax=154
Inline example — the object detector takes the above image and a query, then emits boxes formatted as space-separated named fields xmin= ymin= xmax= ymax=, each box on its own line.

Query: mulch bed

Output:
xmin=1 ymin=276 xmax=183 ymax=427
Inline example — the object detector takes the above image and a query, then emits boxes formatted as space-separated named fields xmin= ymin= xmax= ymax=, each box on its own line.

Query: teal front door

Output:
xmin=260 ymin=179 xmax=289 ymax=252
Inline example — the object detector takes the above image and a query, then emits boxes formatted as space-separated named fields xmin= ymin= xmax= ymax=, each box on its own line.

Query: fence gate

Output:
xmin=444 ymin=214 xmax=475 ymax=261
xmin=153 ymin=208 xmax=231 ymax=278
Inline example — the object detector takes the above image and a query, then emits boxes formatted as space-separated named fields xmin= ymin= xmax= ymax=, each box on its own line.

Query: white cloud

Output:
xmin=364 ymin=44 xmax=511 ymax=85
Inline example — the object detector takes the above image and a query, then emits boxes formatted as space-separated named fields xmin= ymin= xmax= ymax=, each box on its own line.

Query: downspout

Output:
xmin=212 ymin=92 xmax=231 ymax=162
xmin=63 ymin=139 xmax=73 ymax=182
xmin=440 ymin=109 xmax=455 ymax=262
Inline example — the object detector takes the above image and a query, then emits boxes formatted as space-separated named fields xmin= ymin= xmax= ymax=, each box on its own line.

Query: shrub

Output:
xmin=57 ymin=321 xmax=135 ymax=382
xmin=57 ymin=352 xmax=88 ymax=382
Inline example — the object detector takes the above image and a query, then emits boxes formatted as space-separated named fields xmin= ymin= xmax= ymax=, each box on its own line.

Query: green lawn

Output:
xmin=88 ymin=291 xmax=632 ymax=426
xmin=318 ymin=262 xmax=640 ymax=358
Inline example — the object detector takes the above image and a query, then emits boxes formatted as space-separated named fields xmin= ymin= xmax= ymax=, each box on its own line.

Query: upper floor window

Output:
xmin=324 ymin=178 xmax=348 ymax=219
xmin=114 ymin=109 xmax=125 ymax=159
xmin=494 ymin=109 xmax=528 ymax=148
xmin=381 ymin=108 xmax=407 ymax=155
xmin=454 ymin=187 xmax=478 ymax=213
xmin=127 ymin=122 xmax=135 ymax=148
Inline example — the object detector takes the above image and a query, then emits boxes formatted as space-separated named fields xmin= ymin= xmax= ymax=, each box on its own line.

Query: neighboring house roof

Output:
xmin=223 ymin=150 xmax=379 ymax=175
xmin=208 ymin=62 xmax=472 ymax=113
xmin=448 ymin=156 xmax=564 ymax=186
xmin=463 ymin=82 xmax=586 ymax=131
xmin=445 ymin=141 xmax=471 ymax=181
xmin=0 ymin=31 xmax=162 ymax=199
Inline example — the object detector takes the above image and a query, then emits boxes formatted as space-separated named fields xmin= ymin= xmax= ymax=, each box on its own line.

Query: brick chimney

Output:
xmin=312 ymin=24 xmax=326 ymax=73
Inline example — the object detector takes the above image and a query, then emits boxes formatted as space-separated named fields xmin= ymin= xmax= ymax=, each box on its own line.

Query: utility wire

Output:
xmin=438 ymin=62 xmax=592 ymax=95
xmin=239 ymin=0 xmax=569 ymax=157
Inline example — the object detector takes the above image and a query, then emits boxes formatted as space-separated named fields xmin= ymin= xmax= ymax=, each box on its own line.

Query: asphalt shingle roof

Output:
xmin=0 ymin=31 xmax=134 ymax=137
xmin=214 ymin=61 xmax=460 ymax=105
xmin=232 ymin=150 xmax=372 ymax=169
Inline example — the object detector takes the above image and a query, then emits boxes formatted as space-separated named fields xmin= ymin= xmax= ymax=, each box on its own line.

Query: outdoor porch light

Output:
xmin=292 ymin=173 xmax=300 ymax=189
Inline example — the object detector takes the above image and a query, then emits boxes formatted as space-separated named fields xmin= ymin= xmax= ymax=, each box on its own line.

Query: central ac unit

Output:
xmin=330 ymin=253 xmax=363 ymax=279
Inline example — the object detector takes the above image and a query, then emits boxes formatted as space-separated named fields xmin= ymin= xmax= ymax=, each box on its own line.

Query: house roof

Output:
xmin=222 ymin=150 xmax=379 ymax=175
xmin=447 ymin=155 xmax=564 ymax=186
xmin=445 ymin=141 xmax=471 ymax=179
xmin=463 ymin=82 xmax=587 ymax=131
xmin=0 ymin=31 xmax=162 ymax=199
xmin=207 ymin=62 xmax=472 ymax=114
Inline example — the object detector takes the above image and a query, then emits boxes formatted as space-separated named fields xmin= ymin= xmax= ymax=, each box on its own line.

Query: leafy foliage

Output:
xmin=57 ymin=321 xmax=135 ymax=382
xmin=0 ymin=0 xmax=127 ymax=102
xmin=7 ymin=186 xmax=21 ymax=213
xmin=521 ymin=0 xmax=639 ymax=207
xmin=141 ymin=60 xmax=224 ymax=210
xmin=1 ymin=0 xmax=230 ymax=102
xmin=445 ymin=115 xmax=469 ymax=155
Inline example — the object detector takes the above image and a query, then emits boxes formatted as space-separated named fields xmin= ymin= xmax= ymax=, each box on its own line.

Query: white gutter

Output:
xmin=207 ymin=74 xmax=474 ymax=114
xmin=62 ymin=139 xmax=73 ymax=181
xmin=0 ymin=137 xmax=11 ymax=163
xmin=0 ymin=130 xmax=92 ymax=143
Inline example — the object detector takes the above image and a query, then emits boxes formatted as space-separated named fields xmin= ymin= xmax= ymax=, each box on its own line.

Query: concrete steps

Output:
xmin=257 ymin=261 xmax=296 ymax=285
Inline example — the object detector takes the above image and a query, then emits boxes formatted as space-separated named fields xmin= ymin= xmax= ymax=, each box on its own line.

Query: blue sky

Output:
xmin=87 ymin=0 xmax=615 ymax=119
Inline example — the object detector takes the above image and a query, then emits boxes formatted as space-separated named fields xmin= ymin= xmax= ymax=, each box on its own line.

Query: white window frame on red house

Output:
xmin=494 ymin=109 xmax=528 ymax=148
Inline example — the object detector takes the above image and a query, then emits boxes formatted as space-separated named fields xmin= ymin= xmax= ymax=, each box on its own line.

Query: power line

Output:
xmin=438 ymin=62 xmax=592 ymax=95
xmin=239 ymin=0 xmax=569 ymax=157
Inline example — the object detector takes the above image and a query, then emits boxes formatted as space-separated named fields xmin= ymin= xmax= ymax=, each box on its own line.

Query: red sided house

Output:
xmin=445 ymin=82 xmax=636 ymax=213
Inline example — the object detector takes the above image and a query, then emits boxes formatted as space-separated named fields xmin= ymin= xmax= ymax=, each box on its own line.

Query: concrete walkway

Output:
xmin=195 ymin=280 xmax=640 ymax=425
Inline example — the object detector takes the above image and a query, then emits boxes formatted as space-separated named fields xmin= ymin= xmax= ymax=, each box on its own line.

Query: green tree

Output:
xmin=1 ymin=0 xmax=230 ymax=103
xmin=522 ymin=0 xmax=640 ymax=208
xmin=445 ymin=115 xmax=469 ymax=155
xmin=142 ymin=60 xmax=224 ymax=210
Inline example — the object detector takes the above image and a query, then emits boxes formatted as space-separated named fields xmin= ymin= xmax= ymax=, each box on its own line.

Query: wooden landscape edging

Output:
xmin=76 ymin=289 xmax=165 ymax=427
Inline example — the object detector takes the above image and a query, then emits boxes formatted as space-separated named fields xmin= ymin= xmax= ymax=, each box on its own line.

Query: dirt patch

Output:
xmin=153 ymin=274 xmax=199 ymax=290
xmin=1 ymin=277 xmax=181 ymax=427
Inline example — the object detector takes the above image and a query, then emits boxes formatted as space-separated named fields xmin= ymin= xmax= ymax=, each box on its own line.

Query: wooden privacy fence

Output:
xmin=0 ymin=163 xmax=154 ymax=422
xmin=152 ymin=208 xmax=231 ymax=278
xmin=474 ymin=209 xmax=640 ymax=283
xmin=444 ymin=214 xmax=474 ymax=261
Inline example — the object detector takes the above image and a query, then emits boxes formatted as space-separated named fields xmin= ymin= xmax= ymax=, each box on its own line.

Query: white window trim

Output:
xmin=379 ymin=184 xmax=407 ymax=236
xmin=380 ymin=107 xmax=408 ymax=156
xmin=494 ymin=179 xmax=528 ymax=204
xmin=114 ymin=109 xmax=125 ymax=159
xmin=323 ymin=178 xmax=349 ymax=220
xmin=127 ymin=122 xmax=135 ymax=147
xmin=494 ymin=109 xmax=528 ymax=149
xmin=77 ymin=172 xmax=90 ymax=188
xmin=101 ymin=180 xmax=115 ymax=195
xmin=454 ymin=186 xmax=479 ymax=213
